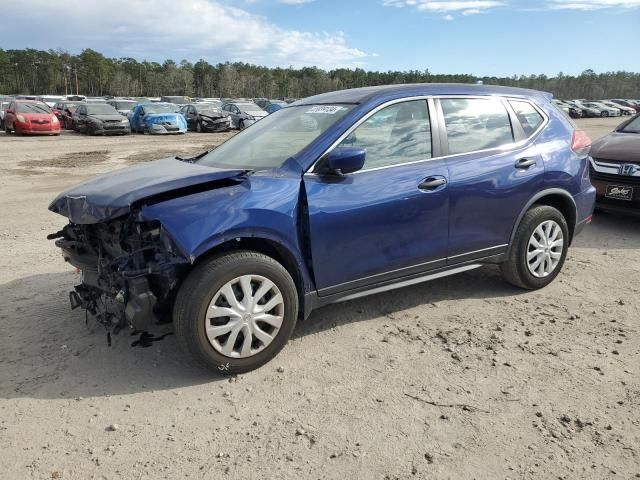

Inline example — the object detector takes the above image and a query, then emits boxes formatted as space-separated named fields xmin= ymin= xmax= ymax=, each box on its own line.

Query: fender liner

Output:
xmin=507 ymin=188 xmax=577 ymax=253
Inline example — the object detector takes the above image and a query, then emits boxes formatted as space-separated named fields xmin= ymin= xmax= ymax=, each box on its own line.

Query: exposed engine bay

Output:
xmin=47 ymin=214 xmax=189 ymax=336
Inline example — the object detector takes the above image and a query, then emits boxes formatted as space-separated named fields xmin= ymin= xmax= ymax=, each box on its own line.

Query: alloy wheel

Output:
xmin=205 ymin=275 xmax=284 ymax=358
xmin=526 ymin=220 xmax=564 ymax=278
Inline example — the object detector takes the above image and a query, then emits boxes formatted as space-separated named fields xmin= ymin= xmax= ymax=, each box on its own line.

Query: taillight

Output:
xmin=571 ymin=130 xmax=591 ymax=154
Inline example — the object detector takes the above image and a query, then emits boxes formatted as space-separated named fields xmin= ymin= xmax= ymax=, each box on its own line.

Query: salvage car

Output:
xmin=582 ymin=101 xmax=620 ymax=117
xmin=568 ymin=100 xmax=601 ymax=118
xmin=180 ymin=103 xmax=231 ymax=132
xmin=53 ymin=101 xmax=84 ymax=129
xmin=72 ymin=103 xmax=131 ymax=135
xmin=48 ymin=84 xmax=595 ymax=374
xmin=0 ymin=101 xmax=10 ymax=129
xmin=266 ymin=100 xmax=288 ymax=114
xmin=589 ymin=113 xmax=640 ymax=216
xmin=161 ymin=95 xmax=190 ymax=104
xmin=222 ymin=101 xmax=268 ymax=129
xmin=129 ymin=103 xmax=187 ymax=134
xmin=107 ymin=99 xmax=138 ymax=116
xmin=552 ymin=99 xmax=582 ymax=118
xmin=4 ymin=100 xmax=60 ymax=135
xmin=37 ymin=95 xmax=65 ymax=107
xmin=610 ymin=99 xmax=640 ymax=113
xmin=601 ymin=100 xmax=635 ymax=116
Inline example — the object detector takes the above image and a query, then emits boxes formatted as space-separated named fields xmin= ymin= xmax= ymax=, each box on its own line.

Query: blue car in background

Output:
xmin=265 ymin=100 xmax=288 ymax=114
xmin=49 ymin=84 xmax=595 ymax=374
xmin=129 ymin=102 xmax=187 ymax=134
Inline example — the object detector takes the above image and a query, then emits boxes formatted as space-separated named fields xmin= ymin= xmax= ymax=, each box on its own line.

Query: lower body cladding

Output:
xmin=49 ymin=216 xmax=189 ymax=334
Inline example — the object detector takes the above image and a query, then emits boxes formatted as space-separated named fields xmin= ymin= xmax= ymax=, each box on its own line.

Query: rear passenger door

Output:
xmin=439 ymin=97 xmax=546 ymax=262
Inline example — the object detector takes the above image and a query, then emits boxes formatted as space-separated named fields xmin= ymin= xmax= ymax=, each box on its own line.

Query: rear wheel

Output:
xmin=174 ymin=251 xmax=298 ymax=374
xmin=196 ymin=121 xmax=203 ymax=133
xmin=501 ymin=205 xmax=569 ymax=290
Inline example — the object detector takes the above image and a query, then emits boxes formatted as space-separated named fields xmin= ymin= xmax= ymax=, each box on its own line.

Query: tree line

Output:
xmin=1 ymin=48 xmax=639 ymax=100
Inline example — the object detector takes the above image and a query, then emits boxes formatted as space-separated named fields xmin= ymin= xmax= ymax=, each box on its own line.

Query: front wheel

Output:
xmin=196 ymin=121 xmax=203 ymax=133
xmin=600 ymin=111 xmax=608 ymax=117
xmin=501 ymin=205 xmax=569 ymax=290
xmin=239 ymin=120 xmax=245 ymax=130
xmin=174 ymin=251 xmax=299 ymax=374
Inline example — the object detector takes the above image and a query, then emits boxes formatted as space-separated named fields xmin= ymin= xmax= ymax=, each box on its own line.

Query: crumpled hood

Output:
xmin=144 ymin=113 xmax=183 ymax=124
xmin=200 ymin=112 xmax=225 ymax=120
xmin=590 ymin=132 xmax=640 ymax=162
xmin=48 ymin=157 xmax=248 ymax=224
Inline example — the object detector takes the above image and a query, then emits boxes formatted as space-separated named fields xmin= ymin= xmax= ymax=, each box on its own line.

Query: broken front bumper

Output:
xmin=50 ymin=218 xmax=189 ymax=332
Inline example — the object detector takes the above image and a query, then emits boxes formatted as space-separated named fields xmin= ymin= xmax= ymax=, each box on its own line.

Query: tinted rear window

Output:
xmin=441 ymin=98 xmax=513 ymax=155
xmin=509 ymin=100 xmax=544 ymax=137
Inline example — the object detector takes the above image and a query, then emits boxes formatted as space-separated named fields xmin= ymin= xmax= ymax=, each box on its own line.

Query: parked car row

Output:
xmin=0 ymin=95 xmax=295 ymax=136
xmin=553 ymin=98 xmax=640 ymax=118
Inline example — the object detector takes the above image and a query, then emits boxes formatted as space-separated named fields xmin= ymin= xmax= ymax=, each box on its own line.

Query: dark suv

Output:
xmin=48 ymin=84 xmax=596 ymax=373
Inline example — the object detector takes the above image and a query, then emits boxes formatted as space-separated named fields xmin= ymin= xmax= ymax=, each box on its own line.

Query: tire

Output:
xmin=4 ymin=125 xmax=10 ymax=134
xmin=196 ymin=121 xmax=202 ymax=133
xmin=501 ymin=205 xmax=569 ymax=290
xmin=600 ymin=111 xmax=608 ymax=117
xmin=239 ymin=120 xmax=245 ymax=130
xmin=174 ymin=251 xmax=299 ymax=375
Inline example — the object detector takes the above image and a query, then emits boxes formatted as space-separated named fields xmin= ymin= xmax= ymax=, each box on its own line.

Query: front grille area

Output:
xmin=590 ymin=166 xmax=640 ymax=185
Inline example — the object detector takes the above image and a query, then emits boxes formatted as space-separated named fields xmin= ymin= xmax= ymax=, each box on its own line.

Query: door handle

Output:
xmin=515 ymin=158 xmax=536 ymax=169
xmin=418 ymin=177 xmax=447 ymax=191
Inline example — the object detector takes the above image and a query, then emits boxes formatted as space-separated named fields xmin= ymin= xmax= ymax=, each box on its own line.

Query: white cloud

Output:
xmin=383 ymin=0 xmax=505 ymax=14
xmin=546 ymin=0 xmax=640 ymax=9
xmin=443 ymin=13 xmax=455 ymax=19
xmin=2 ymin=0 xmax=366 ymax=68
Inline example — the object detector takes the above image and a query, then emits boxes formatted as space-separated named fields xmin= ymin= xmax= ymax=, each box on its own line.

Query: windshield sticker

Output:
xmin=306 ymin=106 xmax=344 ymax=114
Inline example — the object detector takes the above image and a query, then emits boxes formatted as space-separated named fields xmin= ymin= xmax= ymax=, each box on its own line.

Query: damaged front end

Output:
xmin=48 ymin=215 xmax=189 ymax=335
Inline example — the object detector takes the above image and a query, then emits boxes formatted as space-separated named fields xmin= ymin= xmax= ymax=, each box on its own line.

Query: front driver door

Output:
xmin=304 ymin=99 xmax=450 ymax=295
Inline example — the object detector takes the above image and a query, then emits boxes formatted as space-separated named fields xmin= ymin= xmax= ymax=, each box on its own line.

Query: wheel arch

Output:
xmin=508 ymin=189 xmax=577 ymax=250
xmin=192 ymin=236 xmax=313 ymax=320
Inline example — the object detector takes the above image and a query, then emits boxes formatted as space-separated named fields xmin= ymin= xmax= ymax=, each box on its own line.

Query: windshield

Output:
xmin=142 ymin=104 xmax=178 ymax=114
xmin=114 ymin=101 xmax=136 ymax=110
xmin=17 ymin=102 xmax=51 ymax=114
xmin=86 ymin=104 xmax=118 ymax=115
xmin=198 ymin=104 xmax=352 ymax=170
xmin=195 ymin=104 xmax=222 ymax=115
xmin=238 ymin=103 xmax=263 ymax=113
xmin=619 ymin=116 xmax=640 ymax=133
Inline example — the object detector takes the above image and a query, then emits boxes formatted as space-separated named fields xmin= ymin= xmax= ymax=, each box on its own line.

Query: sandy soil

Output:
xmin=0 ymin=119 xmax=638 ymax=480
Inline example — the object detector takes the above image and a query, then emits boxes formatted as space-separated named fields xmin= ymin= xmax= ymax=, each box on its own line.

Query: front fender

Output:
xmin=138 ymin=172 xmax=314 ymax=289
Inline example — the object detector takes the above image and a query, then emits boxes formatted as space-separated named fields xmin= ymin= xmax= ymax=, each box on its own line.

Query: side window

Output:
xmin=338 ymin=100 xmax=431 ymax=170
xmin=441 ymin=98 xmax=513 ymax=155
xmin=509 ymin=100 xmax=544 ymax=137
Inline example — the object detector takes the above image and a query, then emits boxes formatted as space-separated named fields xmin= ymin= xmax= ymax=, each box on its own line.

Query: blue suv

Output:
xmin=48 ymin=84 xmax=596 ymax=373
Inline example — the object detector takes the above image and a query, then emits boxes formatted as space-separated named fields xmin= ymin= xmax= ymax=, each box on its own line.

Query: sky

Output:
xmin=2 ymin=0 xmax=639 ymax=76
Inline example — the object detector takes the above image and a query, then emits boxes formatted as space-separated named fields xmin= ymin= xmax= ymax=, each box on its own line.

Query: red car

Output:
xmin=52 ymin=101 xmax=84 ymax=129
xmin=4 ymin=100 xmax=61 ymax=135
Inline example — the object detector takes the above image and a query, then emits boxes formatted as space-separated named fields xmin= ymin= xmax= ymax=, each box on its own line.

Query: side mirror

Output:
xmin=319 ymin=147 xmax=366 ymax=175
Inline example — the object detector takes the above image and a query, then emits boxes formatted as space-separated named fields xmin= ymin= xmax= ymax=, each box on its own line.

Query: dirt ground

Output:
xmin=0 ymin=118 xmax=638 ymax=480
